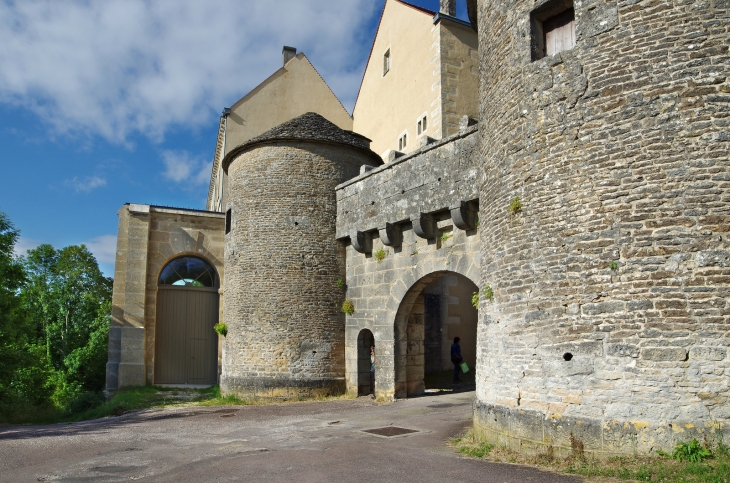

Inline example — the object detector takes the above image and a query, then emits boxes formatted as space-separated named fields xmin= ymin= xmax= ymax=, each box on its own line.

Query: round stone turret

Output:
xmin=474 ymin=0 xmax=730 ymax=455
xmin=221 ymin=112 xmax=382 ymax=398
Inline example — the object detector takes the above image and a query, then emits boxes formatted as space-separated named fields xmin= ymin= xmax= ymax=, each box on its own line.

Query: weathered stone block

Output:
xmin=689 ymin=346 xmax=727 ymax=361
xmin=641 ymin=347 xmax=687 ymax=362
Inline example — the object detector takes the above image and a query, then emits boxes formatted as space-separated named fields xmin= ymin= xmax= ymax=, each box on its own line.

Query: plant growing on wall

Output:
xmin=341 ymin=300 xmax=355 ymax=315
xmin=509 ymin=196 xmax=522 ymax=215
xmin=609 ymin=261 xmax=618 ymax=271
xmin=374 ymin=248 xmax=387 ymax=263
xmin=214 ymin=323 xmax=228 ymax=337
xmin=336 ymin=279 xmax=346 ymax=289
xmin=440 ymin=232 xmax=453 ymax=242
xmin=472 ymin=285 xmax=495 ymax=308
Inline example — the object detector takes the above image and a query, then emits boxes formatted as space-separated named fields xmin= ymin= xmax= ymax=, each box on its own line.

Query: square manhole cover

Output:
xmin=362 ymin=426 xmax=419 ymax=437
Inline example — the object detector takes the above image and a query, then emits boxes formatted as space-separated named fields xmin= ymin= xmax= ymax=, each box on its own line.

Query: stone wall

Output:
xmin=336 ymin=124 xmax=479 ymax=239
xmin=439 ymin=19 xmax=479 ymax=137
xmin=474 ymin=0 xmax=730 ymax=455
xmin=106 ymin=205 xmax=225 ymax=391
xmin=337 ymin=130 xmax=482 ymax=399
xmin=221 ymin=140 xmax=379 ymax=399
xmin=142 ymin=208 xmax=225 ymax=385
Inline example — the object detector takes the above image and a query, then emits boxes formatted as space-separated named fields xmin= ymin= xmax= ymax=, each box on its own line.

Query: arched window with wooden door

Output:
xmin=155 ymin=256 xmax=219 ymax=385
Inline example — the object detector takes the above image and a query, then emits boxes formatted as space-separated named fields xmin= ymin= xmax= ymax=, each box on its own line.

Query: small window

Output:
xmin=398 ymin=132 xmax=407 ymax=151
xmin=531 ymin=0 xmax=575 ymax=61
xmin=225 ymin=209 xmax=231 ymax=234
xmin=383 ymin=49 xmax=391 ymax=76
xmin=417 ymin=114 xmax=428 ymax=135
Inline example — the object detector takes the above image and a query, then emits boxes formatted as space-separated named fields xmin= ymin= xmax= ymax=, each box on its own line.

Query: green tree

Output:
xmin=0 ymin=211 xmax=27 ymax=409
xmin=0 ymin=211 xmax=53 ymax=414
xmin=22 ymin=244 xmax=112 ymax=405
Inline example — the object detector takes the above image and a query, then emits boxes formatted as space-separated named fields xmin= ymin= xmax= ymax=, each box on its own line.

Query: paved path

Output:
xmin=0 ymin=391 xmax=580 ymax=483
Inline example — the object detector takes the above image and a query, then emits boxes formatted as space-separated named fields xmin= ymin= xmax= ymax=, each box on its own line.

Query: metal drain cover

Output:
xmin=363 ymin=426 xmax=418 ymax=437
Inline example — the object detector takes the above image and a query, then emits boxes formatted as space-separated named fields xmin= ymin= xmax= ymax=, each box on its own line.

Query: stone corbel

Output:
xmin=379 ymin=223 xmax=402 ymax=247
xmin=411 ymin=213 xmax=436 ymax=240
xmin=450 ymin=201 xmax=478 ymax=231
xmin=350 ymin=231 xmax=372 ymax=254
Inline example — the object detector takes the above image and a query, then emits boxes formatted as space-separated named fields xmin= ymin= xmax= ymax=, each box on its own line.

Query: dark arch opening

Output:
xmin=158 ymin=256 xmax=219 ymax=288
xmin=357 ymin=329 xmax=375 ymax=396
xmin=394 ymin=271 xmax=478 ymax=398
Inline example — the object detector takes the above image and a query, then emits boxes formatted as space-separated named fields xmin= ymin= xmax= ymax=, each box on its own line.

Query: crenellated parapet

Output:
xmin=336 ymin=122 xmax=479 ymax=253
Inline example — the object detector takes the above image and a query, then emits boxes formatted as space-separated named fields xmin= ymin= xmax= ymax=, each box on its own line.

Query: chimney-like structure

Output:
xmin=282 ymin=46 xmax=297 ymax=66
xmin=439 ymin=0 xmax=456 ymax=16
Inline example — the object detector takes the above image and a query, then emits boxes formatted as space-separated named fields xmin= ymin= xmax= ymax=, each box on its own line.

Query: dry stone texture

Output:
xmin=474 ymin=0 xmax=730 ymax=455
xmin=221 ymin=117 xmax=381 ymax=399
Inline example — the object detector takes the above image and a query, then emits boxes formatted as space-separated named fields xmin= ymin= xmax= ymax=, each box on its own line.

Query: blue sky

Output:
xmin=0 ymin=0 xmax=469 ymax=276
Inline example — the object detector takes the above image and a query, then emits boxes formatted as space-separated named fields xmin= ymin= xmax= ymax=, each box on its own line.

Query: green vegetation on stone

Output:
xmin=374 ymin=248 xmax=387 ymax=263
xmin=472 ymin=285 xmax=494 ymax=308
xmin=336 ymin=279 xmax=345 ymax=289
xmin=508 ymin=196 xmax=522 ymax=215
xmin=609 ymin=261 xmax=619 ymax=271
xmin=214 ymin=322 xmax=228 ymax=337
xmin=341 ymin=299 xmax=355 ymax=315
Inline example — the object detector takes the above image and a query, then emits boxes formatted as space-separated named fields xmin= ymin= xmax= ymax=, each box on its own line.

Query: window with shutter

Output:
xmin=530 ymin=0 xmax=575 ymax=61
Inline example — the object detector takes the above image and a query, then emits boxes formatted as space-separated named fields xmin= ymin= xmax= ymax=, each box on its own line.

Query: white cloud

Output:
xmin=64 ymin=175 xmax=107 ymax=193
xmin=13 ymin=237 xmax=41 ymax=257
xmin=0 ymin=0 xmax=379 ymax=143
xmin=161 ymin=150 xmax=211 ymax=186
xmin=85 ymin=234 xmax=117 ymax=265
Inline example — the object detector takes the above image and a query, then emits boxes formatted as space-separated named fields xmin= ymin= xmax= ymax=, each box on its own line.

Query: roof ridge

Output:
xmin=300 ymin=54 xmax=353 ymax=118
xmin=352 ymin=0 xmax=435 ymax=113
xmin=396 ymin=0 xmax=436 ymax=16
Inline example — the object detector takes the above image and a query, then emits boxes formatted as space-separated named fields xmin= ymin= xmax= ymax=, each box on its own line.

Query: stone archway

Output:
xmin=393 ymin=271 xmax=479 ymax=398
xmin=154 ymin=256 xmax=220 ymax=385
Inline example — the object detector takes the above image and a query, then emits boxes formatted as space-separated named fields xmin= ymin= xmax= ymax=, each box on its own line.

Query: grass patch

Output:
xmin=451 ymin=430 xmax=730 ymax=483
xmin=374 ymin=248 xmax=387 ymax=263
xmin=2 ymin=385 xmax=361 ymax=426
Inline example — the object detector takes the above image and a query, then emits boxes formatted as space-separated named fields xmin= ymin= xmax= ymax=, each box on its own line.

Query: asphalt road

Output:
xmin=0 ymin=391 xmax=581 ymax=483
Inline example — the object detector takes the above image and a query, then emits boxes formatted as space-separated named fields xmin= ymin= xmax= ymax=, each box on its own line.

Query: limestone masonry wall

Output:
xmin=337 ymin=131 xmax=481 ymax=399
xmin=336 ymin=125 xmax=479 ymax=240
xmin=222 ymin=140 xmax=379 ymax=398
xmin=474 ymin=0 xmax=730 ymax=455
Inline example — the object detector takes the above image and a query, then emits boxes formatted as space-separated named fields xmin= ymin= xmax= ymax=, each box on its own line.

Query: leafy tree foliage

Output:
xmin=0 ymin=211 xmax=34 ymax=411
xmin=22 ymin=244 xmax=113 ymax=405
xmin=0 ymin=209 xmax=113 ymax=420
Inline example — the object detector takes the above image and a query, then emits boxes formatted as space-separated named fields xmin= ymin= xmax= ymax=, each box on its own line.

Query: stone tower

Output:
xmin=474 ymin=0 xmax=730 ymax=455
xmin=221 ymin=113 xmax=382 ymax=398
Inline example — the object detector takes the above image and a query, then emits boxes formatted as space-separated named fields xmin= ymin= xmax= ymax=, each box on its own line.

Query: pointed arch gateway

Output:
xmin=154 ymin=256 xmax=220 ymax=385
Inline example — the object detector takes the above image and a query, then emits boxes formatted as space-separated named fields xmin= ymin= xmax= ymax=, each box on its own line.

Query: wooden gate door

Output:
xmin=155 ymin=286 xmax=219 ymax=385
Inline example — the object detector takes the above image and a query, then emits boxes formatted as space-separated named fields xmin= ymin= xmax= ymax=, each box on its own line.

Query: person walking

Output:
xmin=450 ymin=337 xmax=462 ymax=383
xmin=370 ymin=345 xmax=376 ymax=398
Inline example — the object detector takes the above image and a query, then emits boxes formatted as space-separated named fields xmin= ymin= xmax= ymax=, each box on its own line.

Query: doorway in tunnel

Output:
xmin=395 ymin=271 xmax=478 ymax=398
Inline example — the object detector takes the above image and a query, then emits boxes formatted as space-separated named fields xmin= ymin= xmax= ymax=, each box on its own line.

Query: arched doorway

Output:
xmin=394 ymin=271 xmax=478 ymax=398
xmin=154 ymin=256 xmax=220 ymax=385
xmin=357 ymin=329 xmax=375 ymax=396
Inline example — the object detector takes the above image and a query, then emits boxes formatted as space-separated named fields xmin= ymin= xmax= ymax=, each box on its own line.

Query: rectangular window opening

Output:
xmin=398 ymin=132 xmax=407 ymax=151
xmin=531 ymin=0 xmax=575 ymax=61
xmin=417 ymin=114 xmax=428 ymax=135
xmin=225 ymin=209 xmax=231 ymax=234
xmin=383 ymin=49 xmax=391 ymax=76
